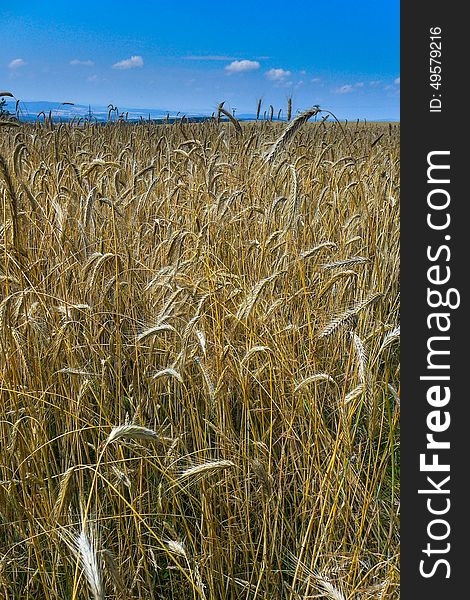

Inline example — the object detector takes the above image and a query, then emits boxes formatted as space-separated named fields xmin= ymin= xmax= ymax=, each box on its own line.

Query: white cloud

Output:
xmin=225 ymin=60 xmax=260 ymax=74
xmin=87 ymin=75 xmax=99 ymax=82
xmin=337 ymin=84 xmax=354 ymax=94
xmin=266 ymin=68 xmax=291 ymax=81
xmin=70 ymin=59 xmax=94 ymax=66
xmin=394 ymin=76 xmax=400 ymax=85
xmin=112 ymin=55 xmax=144 ymax=70
xmin=355 ymin=82 xmax=364 ymax=88
xmin=311 ymin=77 xmax=322 ymax=83
xmin=8 ymin=58 xmax=26 ymax=69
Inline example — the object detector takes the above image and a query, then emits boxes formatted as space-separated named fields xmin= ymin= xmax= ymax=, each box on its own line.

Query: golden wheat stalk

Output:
xmin=217 ymin=102 xmax=242 ymax=135
xmin=106 ymin=425 xmax=173 ymax=445
xmin=318 ymin=292 xmax=382 ymax=339
xmin=294 ymin=373 xmax=337 ymax=392
xmin=264 ymin=106 xmax=321 ymax=163
xmin=178 ymin=459 xmax=236 ymax=481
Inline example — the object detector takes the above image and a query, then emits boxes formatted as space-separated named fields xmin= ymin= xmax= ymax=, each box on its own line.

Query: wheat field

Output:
xmin=0 ymin=116 xmax=399 ymax=599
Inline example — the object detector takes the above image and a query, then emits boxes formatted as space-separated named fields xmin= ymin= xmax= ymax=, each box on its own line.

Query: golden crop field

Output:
xmin=0 ymin=115 xmax=399 ymax=599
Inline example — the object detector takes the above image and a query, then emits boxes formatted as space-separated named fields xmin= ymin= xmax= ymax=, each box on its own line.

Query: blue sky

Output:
xmin=1 ymin=0 xmax=400 ymax=119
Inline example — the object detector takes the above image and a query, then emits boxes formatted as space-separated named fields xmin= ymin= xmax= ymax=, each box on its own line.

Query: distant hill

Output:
xmin=2 ymin=100 xmax=397 ymax=124
xmin=3 ymin=100 xmax=261 ymax=123
xmin=4 ymin=100 xmax=196 ymax=122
